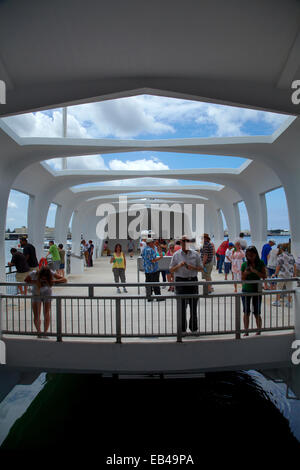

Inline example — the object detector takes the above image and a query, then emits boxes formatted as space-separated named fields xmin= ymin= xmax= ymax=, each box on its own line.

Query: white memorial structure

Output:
xmin=0 ymin=1 xmax=300 ymax=389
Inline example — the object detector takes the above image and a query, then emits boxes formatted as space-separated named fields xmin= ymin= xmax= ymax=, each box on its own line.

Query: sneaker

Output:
xmin=272 ymin=300 xmax=281 ymax=307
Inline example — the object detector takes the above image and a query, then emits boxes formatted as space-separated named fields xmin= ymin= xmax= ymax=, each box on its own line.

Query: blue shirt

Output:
xmin=261 ymin=243 xmax=272 ymax=265
xmin=142 ymin=246 xmax=159 ymax=273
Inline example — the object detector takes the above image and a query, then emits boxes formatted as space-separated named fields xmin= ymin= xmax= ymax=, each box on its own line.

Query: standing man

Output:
xmin=141 ymin=238 xmax=164 ymax=301
xmin=8 ymin=248 xmax=30 ymax=295
xmin=58 ymin=243 xmax=66 ymax=276
xmin=169 ymin=235 xmax=203 ymax=333
xmin=216 ymin=239 xmax=229 ymax=274
xmin=234 ymin=232 xmax=248 ymax=251
xmin=261 ymin=239 xmax=276 ymax=289
xmin=88 ymin=240 xmax=94 ymax=267
xmin=46 ymin=241 xmax=61 ymax=272
xmin=127 ymin=238 xmax=135 ymax=259
xmin=272 ymin=245 xmax=297 ymax=308
xmin=261 ymin=239 xmax=276 ymax=265
xmin=20 ymin=237 xmax=38 ymax=271
xmin=200 ymin=233 xmax=214 ymax=294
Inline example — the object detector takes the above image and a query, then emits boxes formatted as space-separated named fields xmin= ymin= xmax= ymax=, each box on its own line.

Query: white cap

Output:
xmin=146 ymin=238 xmax=154 ymax=243
xmin=269 ymin=239 xmax=276 ymax=244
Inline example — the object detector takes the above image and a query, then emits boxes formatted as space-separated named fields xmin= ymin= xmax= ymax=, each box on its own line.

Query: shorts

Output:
xmin=51 ymin=260 xmax=60 ymax=271
xmin=277 ymin=280 xmax=294 ymax=291
xmin=233 ymin=272 xmax=242 ymax=282
xmin=202 ymin=262 xmax=213 ymax=281
xmin=16 ymin=271 xmax=30 ymax=282
xmin=267 ymin=267 xmax=276 ymax=286
xmin=242 ymin=292 xmax=262 ymax=316
xmin=32 ymin=297 xmax=52 ymax=304
xmin=59 ymin=263 xmax=65 ymax=269
xmin=224 ymin=262 xmax=232 ymax=274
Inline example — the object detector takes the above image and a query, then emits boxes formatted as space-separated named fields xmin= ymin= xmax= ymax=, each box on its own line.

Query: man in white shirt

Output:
xmin=234 ymin=232 xmax=248 ymax=250
xmin=169 ymin=236 xmax=203 ymax=333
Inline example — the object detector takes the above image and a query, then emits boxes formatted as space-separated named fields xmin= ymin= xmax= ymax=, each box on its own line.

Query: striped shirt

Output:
xmin=200 ymin=241 xmax=214 ymax=264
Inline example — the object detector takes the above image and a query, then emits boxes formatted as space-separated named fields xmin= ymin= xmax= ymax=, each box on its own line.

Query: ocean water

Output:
xmin=0 ymin=370 xmax=299 ymax=459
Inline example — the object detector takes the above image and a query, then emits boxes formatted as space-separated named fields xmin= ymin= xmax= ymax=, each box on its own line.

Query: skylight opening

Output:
xmin=42 ymin=152 xmax=249 ymax=173
xmin=1 ymin=94 xmax=288 ymax=141
xmin=70 ymin=180 xmax=224 ymax=191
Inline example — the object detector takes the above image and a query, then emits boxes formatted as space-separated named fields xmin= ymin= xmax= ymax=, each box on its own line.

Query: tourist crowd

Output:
xmin=7 ymin=231 xmax=300 ymax=339
xmin=104 ymin=232 xmax=299 ymax=337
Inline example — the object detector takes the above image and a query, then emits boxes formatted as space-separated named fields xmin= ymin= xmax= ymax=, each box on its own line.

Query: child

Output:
xmin=224 ymin=242 xmax=234 ymax=281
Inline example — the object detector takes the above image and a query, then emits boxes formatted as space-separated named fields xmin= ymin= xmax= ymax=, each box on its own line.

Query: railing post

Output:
xmin=88 ymin=286 xmax=94 ymax=298
xmin=176 ymin=297 xmax=183 ymax=343
xmin=235 ymin=294 xmax=241 ymax=339
xmin=203 ymin=282 xmax=209 ymax=296
xmin=0 ymin=294 xmax=3 ymax=339
xmin=294 ymin=287 xmax=300 ymax=340
xmin=115 ymin=298 xmax=122 ymax=343
xmin=56 ymin=297 xmax=62 ymax=342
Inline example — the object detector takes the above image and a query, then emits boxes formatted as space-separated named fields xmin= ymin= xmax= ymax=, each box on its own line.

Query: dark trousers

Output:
xmin=145 ymin=271 xmax=161 ymax=298
xmin=175 ymin=277 xmax=198 ymax=332
xmin=242 ymin=293 xmax=262 ymax=316
xmin=218 ymin=254 xmax=225 ymax=273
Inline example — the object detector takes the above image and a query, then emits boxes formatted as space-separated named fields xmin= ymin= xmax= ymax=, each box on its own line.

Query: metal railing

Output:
xmin=0 ymin=278 xmax=296 ymax=342
xmin=5 ymin=265 xmax=17 ymax=295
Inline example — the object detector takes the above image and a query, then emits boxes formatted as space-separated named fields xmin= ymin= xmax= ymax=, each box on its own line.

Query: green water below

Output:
xmin=0 ymin=371 xmax=299 ymax=462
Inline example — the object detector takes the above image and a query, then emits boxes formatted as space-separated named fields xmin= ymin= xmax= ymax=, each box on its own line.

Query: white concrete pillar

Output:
xmin=54 ymin=204 xmax=62 ymax=243
xmin=29 ymin=198 xmax=51 ymax=260
xmin=220 ymin=204 xmax=236 ymax=241
xmin=0 ymin=178 xmax=14 ymax=282
xmin=279 ymin=173 xmax=300 ymax=256
xmin=233 ymin=202 xmax=241 ymax=238
xmin=244 ymin=192 xmax=268 ymax=253
xmin=71 ymin=210 xmax=82 ymax=255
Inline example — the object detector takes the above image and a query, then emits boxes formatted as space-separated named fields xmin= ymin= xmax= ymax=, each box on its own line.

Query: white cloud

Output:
xmin=68 ymin=98 xmax=174 ymax=138
xmin=3 ymin=110 xmax=89 ymax=138
xmin=105 ymin=177 xmax=179 ymax=186
xmin=47 ymin=154 xmax=107 ymax=171
xmin=103 ymin=157 xmax=179 ymax=186
xmin=108 ymin=157 xmax=169 ymax=171
xmin=7 ymin=201 xmax=17 ymax=209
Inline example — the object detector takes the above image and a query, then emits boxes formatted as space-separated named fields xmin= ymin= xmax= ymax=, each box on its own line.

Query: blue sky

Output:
xmin=3 ymin=94 xmax=290 ymax=231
